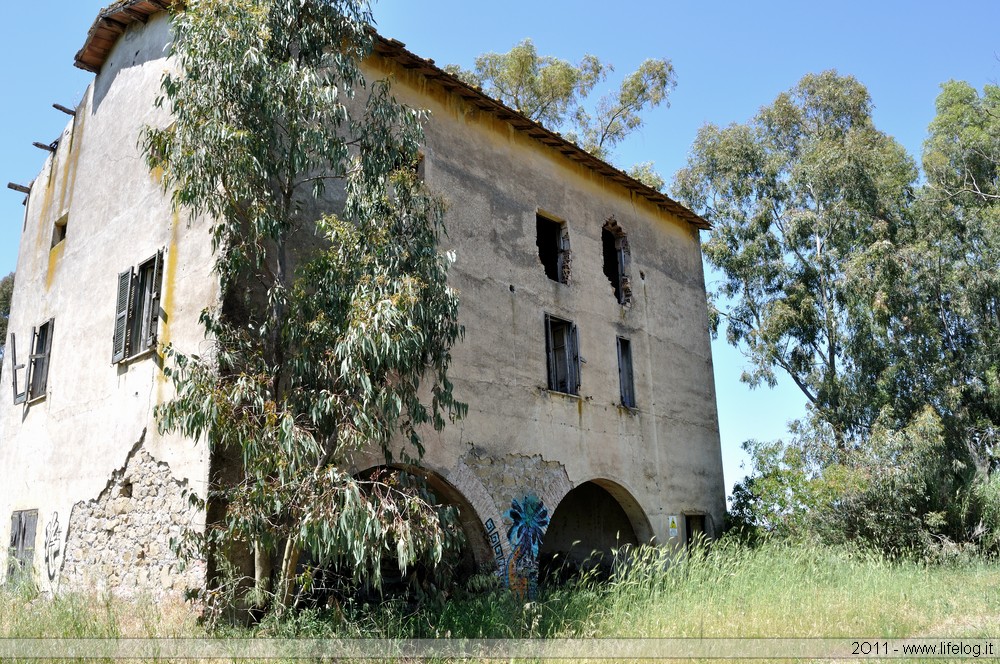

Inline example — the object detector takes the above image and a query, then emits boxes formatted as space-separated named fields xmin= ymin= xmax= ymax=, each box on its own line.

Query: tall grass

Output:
xmin=3 ymin=540 xmax=998 ymax=644
xmin=0 ymin=577 xmax=199 ymax=639
xmin=395 ymin=539 xmax=1000 ymax=640
xmin=581 ymin=539 xmax=1000 ymax=639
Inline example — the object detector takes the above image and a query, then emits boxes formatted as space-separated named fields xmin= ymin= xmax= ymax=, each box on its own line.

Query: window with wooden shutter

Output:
xmin=28 ymin=320 xmax=53 ymax=400
xmin=7 ymin=509 xmax=38 ymax=582
xmin=536 ymin=213 xmax=571 ymax=284
xmin=617 ymin=337 xmax=636 ymax=408
xmin=9 ymin=333 xmax=27 ymax=404
xmin=113 ymin=250 xmax=166 ymax=363
xmin=545 ymin=314 xmax=580 ymax=395
xmin=112 ymin=268 xmax=133 ymax=363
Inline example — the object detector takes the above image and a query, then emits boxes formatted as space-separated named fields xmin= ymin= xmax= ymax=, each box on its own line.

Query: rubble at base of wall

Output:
xmin=58 ymin=446 xmax=205 ymax=600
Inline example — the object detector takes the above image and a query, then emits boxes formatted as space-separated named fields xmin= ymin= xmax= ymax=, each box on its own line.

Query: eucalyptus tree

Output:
xmin=918 ymin=80 xmax=1000 ymax=463
xmin=679 ymin=72 xmax=1000 ymax=554
xmin=446 ymin=40 xmax=675 ymax=164
xmin=143 ymin=0 xmax=465 ymax=611
xmin=673 ymin=71 xmax=918 ymax=451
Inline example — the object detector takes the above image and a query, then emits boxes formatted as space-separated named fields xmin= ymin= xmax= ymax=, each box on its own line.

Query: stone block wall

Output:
xmin=58 ymin=437 xmax=205 ymax=598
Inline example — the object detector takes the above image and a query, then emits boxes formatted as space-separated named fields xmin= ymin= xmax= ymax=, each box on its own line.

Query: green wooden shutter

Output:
xmin=7 ymin=509 xmax=38 ymax=581
xmin=618 ymin=337 xmax=635 ymax=408
xmin=570 ymin=322 xmax=581 ymax=394
xmin=544 ymin=314 xmax=556 ymax=390
xmin=10 ymin=333 xmax=26 ymax=405
xmin=29 ymin=320 xmax=53 ymax=398
xmin=145 ymin=250 xmax=164 ymax=350
xmin=112 ymin=268 xmax=133 ymax=363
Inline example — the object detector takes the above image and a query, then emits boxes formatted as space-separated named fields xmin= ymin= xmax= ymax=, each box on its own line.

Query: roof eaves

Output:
xmin=72 ymin=4 xmax=710 ymax=231
xmin=73 ymin=0 xmax=172 ymax=73
xmin=371 ymin=36 xmax=710 ymax=231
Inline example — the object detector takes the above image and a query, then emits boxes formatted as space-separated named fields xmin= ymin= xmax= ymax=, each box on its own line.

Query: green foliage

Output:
xmin=144 ymin=0 xmax=465 ymax=613
xmin=626 ymin=161 xmax=665 ymax=192
xmin=674 ymin=71 xmax=918 ymax=448
xmin=444 ymin=39 xmax=607 ymax=130
xmin=0 ymin=271 xmax=13 ymax=369
xmin=570 ymin=58 xmax=675 ymax=161
xmin=447 ymin=41 xmax=675 ymax=166
xmin=727 ymin=434 xmax=850 ymax=543
xmin=6 ymin=543 xmax=1000 ymax=647
xmin=677 ymin=71 xmax=1000 ymax=557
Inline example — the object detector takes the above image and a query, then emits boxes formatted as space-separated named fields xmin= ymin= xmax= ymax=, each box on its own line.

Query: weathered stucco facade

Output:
xmin=2 ymin=0 xmax=724 ymax=597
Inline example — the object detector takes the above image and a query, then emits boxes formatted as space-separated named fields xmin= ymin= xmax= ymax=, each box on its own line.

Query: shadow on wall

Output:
xmin=92 ymin=17 xmax=172 ymax=114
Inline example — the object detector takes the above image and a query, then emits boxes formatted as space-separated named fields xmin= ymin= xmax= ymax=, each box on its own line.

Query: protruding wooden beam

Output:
xmin=120 ymin=8 xmax=148 ymax=23
xmin=7 ymin=183 xmax=31 ymax=194
xmin=32 ymin=142 xmax=57 ymax=153
xmin=53 ymin=104 xmax=76 ymax=116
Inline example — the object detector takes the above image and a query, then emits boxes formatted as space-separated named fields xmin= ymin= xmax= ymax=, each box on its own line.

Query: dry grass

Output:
xmin=576 ymin=540 xmax=1000 ymax=639
xmin=0 ymin=579 xmax=200 ymax=639
xmin=2 ymin=540 xmax=998 ymax=663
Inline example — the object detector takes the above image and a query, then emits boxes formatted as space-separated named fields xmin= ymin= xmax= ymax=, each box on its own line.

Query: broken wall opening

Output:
xmin=536 ymin=213 xmax=571 ymax=283
xmin=601 ymin=219 xmax=631 ymax=304
xmin=538 ymin=480 xmax=650 ymax=583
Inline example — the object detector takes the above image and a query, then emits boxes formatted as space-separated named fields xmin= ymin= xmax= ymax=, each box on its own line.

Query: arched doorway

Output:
xmin=355 ymin=465 xmax=492 ymax=581
xmin=539 ymin=479 xmax=652 ymax=582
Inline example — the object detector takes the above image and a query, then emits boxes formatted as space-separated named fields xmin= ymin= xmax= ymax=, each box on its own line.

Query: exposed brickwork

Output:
xmin=59 ymin=436 xmax=204 ymax=598
xmin=463 ymin=451 xmax=574 ymax=521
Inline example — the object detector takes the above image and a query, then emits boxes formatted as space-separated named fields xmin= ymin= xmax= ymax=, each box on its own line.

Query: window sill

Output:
xmin=26 ymin=394 xmax=47 ymax=405
xmin=540 ymin=387 xmax=586 ymax=400
xmin=114 ymin=347 xmax=157 ymax=366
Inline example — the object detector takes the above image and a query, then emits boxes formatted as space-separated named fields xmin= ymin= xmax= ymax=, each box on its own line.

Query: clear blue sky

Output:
xmin=2 ymin=1 xmax=998 ymax=498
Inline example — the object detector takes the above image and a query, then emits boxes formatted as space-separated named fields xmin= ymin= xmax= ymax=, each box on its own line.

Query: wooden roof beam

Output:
xmin=98 ymin=18 xmax=128 ymax=34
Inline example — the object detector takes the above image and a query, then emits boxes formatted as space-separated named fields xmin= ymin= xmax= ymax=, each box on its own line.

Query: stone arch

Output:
xmin=354 ymin=463 xmax=493 ymax=576
xmin=539 ymin=478 xmax=652 ymax=581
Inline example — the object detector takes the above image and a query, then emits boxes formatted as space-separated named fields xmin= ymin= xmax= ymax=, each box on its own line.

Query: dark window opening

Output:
xmin=51 ymin=214 xmax=68 ymax=248
xmin=602 ymin=219 xmax=630 ymax=304
xmin=545 ymin=314 xmax=580 ymax=395
xmin=8 ymin=509 xmax=38 ymax=582
xmin=113 ymin=250 xmax=164 ymax=363
xmin=536 ymin=214 xmax=570 ymax=283
xmin=617 ymin=337 xmax=635 ymax=408
xmin=685 ymin=514 xmax=706 ymax=547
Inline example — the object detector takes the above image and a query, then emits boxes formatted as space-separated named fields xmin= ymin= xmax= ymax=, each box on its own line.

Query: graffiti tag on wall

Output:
xmin=44 ymin=512 xmax=62 ymax=582
xmin=504 ymin=494 xmax=549 ymax=599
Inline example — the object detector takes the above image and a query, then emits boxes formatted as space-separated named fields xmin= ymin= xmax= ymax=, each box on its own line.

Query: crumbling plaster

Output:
xmin=2 ymin=8 xmax=724 ymax=591
xmin=364 ymin=54 xmax=726 ymax=550
xmin=0 ymin=13 xmax=214 ymax=593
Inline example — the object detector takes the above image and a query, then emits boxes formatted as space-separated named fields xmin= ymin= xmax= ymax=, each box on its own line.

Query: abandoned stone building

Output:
xmin=1 ymin=0 xmax=725 ymax=597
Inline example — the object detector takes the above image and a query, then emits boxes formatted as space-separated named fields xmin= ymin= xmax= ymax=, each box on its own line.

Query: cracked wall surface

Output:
xmin=1 ymin=5 xmax=724 ymax=593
